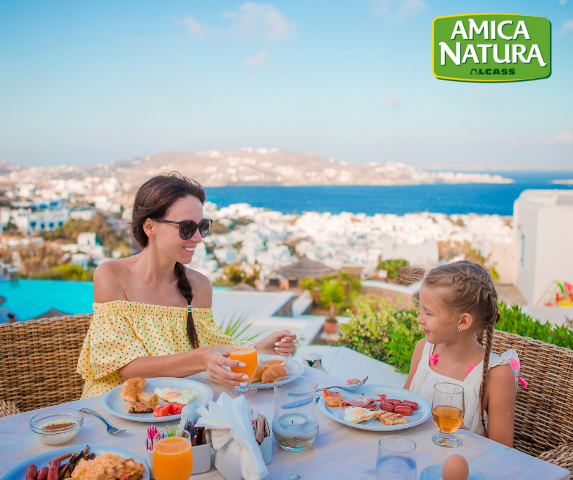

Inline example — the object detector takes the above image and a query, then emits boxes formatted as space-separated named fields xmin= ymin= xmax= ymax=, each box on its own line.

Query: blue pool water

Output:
xmin=0 ymin=280 xmax=228 ymax=322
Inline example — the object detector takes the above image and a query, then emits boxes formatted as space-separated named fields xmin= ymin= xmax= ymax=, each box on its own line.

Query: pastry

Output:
xmin=261 ymin=365 xmax=288 ymax=384
xmin=321 ymin=389 xmax=343 ymax=407
xmin=125 ymin=400 xmax=154 ymax=414
xmin=252 ymin=364 xmax=266 ymax=383
xmin=120 ymin=383 xmax=140 ymax=402
xmin=136 ymin=391 xmax=159 ymax=406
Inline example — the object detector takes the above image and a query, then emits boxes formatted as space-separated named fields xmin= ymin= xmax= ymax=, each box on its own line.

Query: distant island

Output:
xmin=0 ymin=149 xmax=513 ymax=188
xmin=552 ymin=179 xmax=573 ymax=185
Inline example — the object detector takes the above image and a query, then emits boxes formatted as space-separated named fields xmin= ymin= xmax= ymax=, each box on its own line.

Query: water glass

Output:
xmin=376 ymin=436 xmax=417 ymax=480
xmin=230 ymin=340 xmax=258 ymax=396
xmin=432 ymin=382 xmax=465 ymax=448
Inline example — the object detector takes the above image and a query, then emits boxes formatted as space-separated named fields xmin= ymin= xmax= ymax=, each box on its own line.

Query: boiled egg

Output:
xmin=343 ymin=407 xmax=376 ymax=423
xmin=154 ymin=387 xmax=199 ymax=405
xmin=442 ymin=454 xmax=469 ymax=480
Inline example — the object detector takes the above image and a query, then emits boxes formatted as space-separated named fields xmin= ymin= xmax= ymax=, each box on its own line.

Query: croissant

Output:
xmin=261 ymin=365 xmax=288 ymax=384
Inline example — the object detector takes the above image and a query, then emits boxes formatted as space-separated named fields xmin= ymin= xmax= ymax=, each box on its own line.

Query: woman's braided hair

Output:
xmin=423 ymin=260 xmax=500 ymax=437
xmin=131 ymin=172 xmax=206 ymax=349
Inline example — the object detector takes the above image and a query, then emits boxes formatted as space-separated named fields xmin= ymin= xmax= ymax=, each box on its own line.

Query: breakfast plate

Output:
xmin=0 ymin=445 xmax=150 ymax=480
xmin=251 ymin=355 xmax=304 ymax=390
xmin=102 ymin=377 xmax=214 ymax=423
xmin=419 ymin=462 xmax=487 ymax=480
xmin=318 ymin=384 xmax=431 ymax=431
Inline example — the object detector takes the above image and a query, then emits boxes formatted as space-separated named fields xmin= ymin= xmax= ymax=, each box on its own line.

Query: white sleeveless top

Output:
xmin=409 ymin=341 xmax=520 ymax=436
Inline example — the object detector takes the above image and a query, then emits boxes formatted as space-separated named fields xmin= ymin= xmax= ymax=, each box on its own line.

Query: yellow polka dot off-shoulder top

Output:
xmin=77 ymin=301 xmax=234 ymax=398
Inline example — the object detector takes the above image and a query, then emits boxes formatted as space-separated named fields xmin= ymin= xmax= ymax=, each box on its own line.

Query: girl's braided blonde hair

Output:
xmin=423 ymin=260 xmax=500 ymax=436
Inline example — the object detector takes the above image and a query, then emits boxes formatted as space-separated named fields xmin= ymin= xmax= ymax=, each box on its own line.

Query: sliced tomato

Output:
xmin=169 ymin=403 xmax=185 ymax=415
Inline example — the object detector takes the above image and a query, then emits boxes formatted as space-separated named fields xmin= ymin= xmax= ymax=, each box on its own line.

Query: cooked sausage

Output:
xmin=400 ymin=400 xmax=418 ymax=410
xmin=37 ymin=467 xmax=49 ymax=480
xmin=47 ymin=460 xmax=60 ymax=480
xmin=385 ymin=399 xmax=401 ymax=405
xmin=26 ymin=465 xmax=37 ymax=480
xmin=394 ymin=405 xmax=414 ymax=416
xmin=379 ymin=402 xmax=395 ymax=412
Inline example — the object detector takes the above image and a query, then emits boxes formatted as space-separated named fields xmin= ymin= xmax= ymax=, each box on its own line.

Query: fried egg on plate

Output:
xmin=154 ymin=387 xmax=200 ymax=404
xmin=343 ymin=407 xmax=377 ymax=423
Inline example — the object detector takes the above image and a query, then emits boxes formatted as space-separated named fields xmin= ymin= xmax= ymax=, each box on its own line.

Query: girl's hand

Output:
xmin=346 ymin=378 xmax=360 ymax=385
xmin=201 ymin=346 xmax=249 ymax=388
xmin=256 ymin=331 xmax=297 ymax=357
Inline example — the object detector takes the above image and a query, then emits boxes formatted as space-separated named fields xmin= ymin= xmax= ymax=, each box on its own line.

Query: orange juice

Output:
xmin=432 ymin=405 xmax=464 ymax=433
xmin=153 ymin=437 xmax=193 ymax=480
xmin=230 ymin=347 xmax=258 ymax=381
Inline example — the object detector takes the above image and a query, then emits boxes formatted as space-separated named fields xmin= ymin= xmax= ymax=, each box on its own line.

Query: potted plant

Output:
xmin=320 ymin=280 xmax=345 ymax=334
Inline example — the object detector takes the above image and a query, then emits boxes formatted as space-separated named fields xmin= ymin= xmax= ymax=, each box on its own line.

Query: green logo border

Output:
xmin=432 ymin=13 xmax=552 ymax=83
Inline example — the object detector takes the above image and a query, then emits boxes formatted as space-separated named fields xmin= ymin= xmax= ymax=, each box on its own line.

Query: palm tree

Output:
xmin=320 ymin=280 xmax=345 ymax=320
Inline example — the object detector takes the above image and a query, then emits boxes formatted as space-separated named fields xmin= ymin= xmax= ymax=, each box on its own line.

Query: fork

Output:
xmin=320 ymin=376 xmax=369 ymax=392
xmin=79 ymin=408 xmax=126 ymax=436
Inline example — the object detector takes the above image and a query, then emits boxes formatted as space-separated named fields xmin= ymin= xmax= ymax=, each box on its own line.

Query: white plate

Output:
xmin=318 ymin=384 xmax=431 ymax=431
xmin=102 ymin=377 xmax=214 ymax=423
xmin=419 ymin=462 xmax=487 ymax=480
xmin=1 ymin=445 xmax=149 ymax=480
xmin=251 ymin=355 xmax=304 ymax=389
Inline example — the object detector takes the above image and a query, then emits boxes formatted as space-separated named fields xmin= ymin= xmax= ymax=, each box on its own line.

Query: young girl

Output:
xmin=405 ymin=261 xmax=518 ymax=447
xmin=349 ymin=261 xmax=520 ymax=447
xmin=77 ymin=173 xmax=296 ymax=398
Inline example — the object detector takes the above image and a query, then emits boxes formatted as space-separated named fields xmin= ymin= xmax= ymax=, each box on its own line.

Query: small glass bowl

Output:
xmin=29 ymin=409 xmax=84 ymax=445
xmin=260 ymin=355 xmax=287 ymax=368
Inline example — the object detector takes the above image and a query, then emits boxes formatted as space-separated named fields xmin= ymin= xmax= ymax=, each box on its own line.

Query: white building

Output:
xmin=11 ymin=207 xmax=70 ymax=233
xmin=70 ymin=208 xmax=96 ymax=221
xmin=514 ymin=190 xmax=573 ymax=305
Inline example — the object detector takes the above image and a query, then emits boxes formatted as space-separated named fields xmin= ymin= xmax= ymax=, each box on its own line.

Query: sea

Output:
xmin=205 ymin=170 xmax=573 ymax=217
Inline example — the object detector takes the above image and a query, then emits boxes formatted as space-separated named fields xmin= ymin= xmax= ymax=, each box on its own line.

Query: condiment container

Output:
xmin=29 ymin=408 xmax=84 ymax=445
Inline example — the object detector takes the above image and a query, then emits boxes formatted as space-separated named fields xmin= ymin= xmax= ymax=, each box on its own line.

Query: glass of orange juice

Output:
xmin=153 ymin=429 xmax=193 ymax=480
xmin=431 ymin=382 xmax=465 ymax=448
xmin=230 ymin=340 xmax=258 ymax=396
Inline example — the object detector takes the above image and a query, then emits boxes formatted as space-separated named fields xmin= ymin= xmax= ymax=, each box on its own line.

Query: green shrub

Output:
xmin=33 ymin=264 xmax=94 ymax=281
xmin=376 ymin=259 xmax=409 ymax=279
xmin=338 ymin=300 xmax=573 ymax=375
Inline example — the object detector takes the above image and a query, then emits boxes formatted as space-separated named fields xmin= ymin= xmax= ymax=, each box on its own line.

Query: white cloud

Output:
xmin=183 ymin=16 xmax=212 ymax=38
xmin=384 ymin=96 xmax=402 ymax=106
xmin=472 ymin=87 xmax=494 ymax=97
xmin=560 ymin=0 xmax=567 ymax=5
xmin=222 ymin=3 xmax=296 ymax=42
xmin=557 ymin=19 xmax=573 ymax=36
xmin=245 ymin=49 xmax=270 ymax=66
xmin=365 ymin=0 xmax=425 ymax=21
xmin=540 ymin=130 xmax=573 ymax=145
xmin=183 ymin=3 xmax=296 ymax=42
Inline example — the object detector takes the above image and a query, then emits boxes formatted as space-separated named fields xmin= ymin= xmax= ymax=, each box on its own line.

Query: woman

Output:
xmin=77 ymin=173 xmax=296 ymax=398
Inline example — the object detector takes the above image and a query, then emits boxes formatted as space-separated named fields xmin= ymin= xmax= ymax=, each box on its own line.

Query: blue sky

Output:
xmin=0 ymin=0 xmax=572 ymax=169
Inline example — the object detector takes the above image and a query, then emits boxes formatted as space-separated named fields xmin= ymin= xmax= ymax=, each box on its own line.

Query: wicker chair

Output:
xmin=492 ymin=330 xmax=573 ymax=476
xmin=0 ymin=399 xmax=20 ymax=417
xmin=0 ymin=313 xmax=92 ymax=412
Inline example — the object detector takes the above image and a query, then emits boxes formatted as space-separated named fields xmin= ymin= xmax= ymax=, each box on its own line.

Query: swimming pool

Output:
xmin=0 ymin=280 xmax=229 ymax=322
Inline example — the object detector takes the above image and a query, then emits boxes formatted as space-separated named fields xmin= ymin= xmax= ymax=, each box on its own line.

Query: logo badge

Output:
xmin=432 ymin=14 xmax=551 ymax=82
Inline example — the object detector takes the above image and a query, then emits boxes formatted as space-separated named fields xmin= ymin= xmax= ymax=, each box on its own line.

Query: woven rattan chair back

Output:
xmin=0 ymin=399 xmax=20 ymax=417
xmin=492 ymin=329 xmax=573 ymax=457
xmin=0 ymin=313 xmax=92 ymax=412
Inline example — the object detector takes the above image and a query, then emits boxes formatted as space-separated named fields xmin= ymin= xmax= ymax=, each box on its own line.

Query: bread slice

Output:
xmin=374 ymin=411 xmax=407 ymax=425
xmin=321 ymin=389 xmax=343 ymax=407
xmin=125 ymin=401 xmax=154 ymax=414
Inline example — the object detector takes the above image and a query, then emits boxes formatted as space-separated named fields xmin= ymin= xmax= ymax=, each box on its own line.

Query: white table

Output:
xmin=0 ymin=368 xmax=568 ymax=479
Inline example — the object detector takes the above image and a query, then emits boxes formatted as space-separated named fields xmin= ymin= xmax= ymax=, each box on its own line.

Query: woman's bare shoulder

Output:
xmin=186 ymin=267 xmax=213 ymax=308
xmin=93 ymin=259 xmax=130 ymax=302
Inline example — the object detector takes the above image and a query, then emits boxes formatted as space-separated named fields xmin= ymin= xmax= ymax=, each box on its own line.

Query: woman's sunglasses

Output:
xmin=152 ymin=218 xmax=213 ymax=240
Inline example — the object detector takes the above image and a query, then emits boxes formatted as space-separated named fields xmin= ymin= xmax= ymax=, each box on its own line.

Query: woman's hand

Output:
xmin=200 ymin=346 xmax=250 ymax=388
xmin=256 ymin=331 xmax=297 ymax=357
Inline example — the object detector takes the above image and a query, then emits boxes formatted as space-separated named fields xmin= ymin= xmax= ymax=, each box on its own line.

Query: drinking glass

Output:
xmin=375 ymin=436 xmax=417 ymax=480
xmin=272 ymin=376 xmax=319 ymax=451
xmin=153 ymin=429 xmax=193 ymax=480
xmin=431 ymin=382 xmax=465 ymax=448
xmin=230 ymin=340 xmax=258 ymax=396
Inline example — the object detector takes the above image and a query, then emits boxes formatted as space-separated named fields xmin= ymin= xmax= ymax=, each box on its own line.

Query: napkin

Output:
xmin=196 ymin=393 xmax=269 ymax=480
